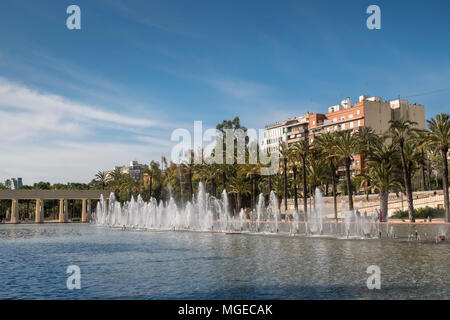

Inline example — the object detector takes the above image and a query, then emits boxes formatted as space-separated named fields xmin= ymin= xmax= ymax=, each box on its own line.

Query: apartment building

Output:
xmin=262 ymin=115 xmax=310 ymax=154
xmin=263 ymin=94 xmax=426 ymax=174
xmin=107 ymin=161 xmax=149 ymax=181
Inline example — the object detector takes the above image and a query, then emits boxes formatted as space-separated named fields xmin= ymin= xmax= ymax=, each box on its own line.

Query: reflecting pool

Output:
xmin=0 ymin=224 xmax=448 ymax=299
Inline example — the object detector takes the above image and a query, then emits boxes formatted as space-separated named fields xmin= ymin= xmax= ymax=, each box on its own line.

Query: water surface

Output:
xmin=0 ymin=224 xmax=448 ymax=299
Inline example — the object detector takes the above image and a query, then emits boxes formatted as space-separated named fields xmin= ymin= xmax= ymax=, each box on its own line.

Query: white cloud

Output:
xmin=0 ymin=77 xmax=172 ymax=184
xmin=0 ymin=77 xmax=154 ymax=128
xmin=205 ymin=78 xmax=271 ymax=99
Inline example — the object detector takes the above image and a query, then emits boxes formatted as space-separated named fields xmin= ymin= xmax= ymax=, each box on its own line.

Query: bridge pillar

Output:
xmin=59 ymin=199 xmax=68 ymax=223
xmin=11 ymin=199 xmax=19 ymax=224
xmin=81 ymin=198 xmax=88 ymax=222
xmin=35 ymin=199 xmax=43 ymax=223
xmin=87 ymin=199 xmax=91 ymax=219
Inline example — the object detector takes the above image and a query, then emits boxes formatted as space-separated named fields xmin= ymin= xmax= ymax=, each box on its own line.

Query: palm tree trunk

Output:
xmin=149 ymin=176 xmax=153 ymax=200
xmin=237 ymin=193 xmax=241 ymax=212
xmin=380 ymin=191 xmax=388 ymax=222
xmin=212 ymin=178 xmax=216 ymax=198
xmin=400 ymin=142 xmax=415 ymax=222
xmin=188 ymin=169 xmax=193 ymax=200
xmin=421 ymin=150 xmax=426 ymax=191
xmin=251 ymin=174 xmax=255 ymax=213
xmin=268 ymin=175 xmax=272 ymax=193
xmin=345 ymin=157 xmax=354 ymax=211
xmin=293 ymin=166 xmax=298 ymax=212
xmin=283 ymin=157 xmax=288 ymax=212
xmin=222 ymin=171 xmax=226 ymax=191
xmin=427 ymin=160 xmax=432 ymax=190
xmin=441 ymin=148 xmax=450 ymax=222
xmin=302 ymin=156 xmax=307 ymax=220
xmin=331 ymin=162 xmax=337 ymax=222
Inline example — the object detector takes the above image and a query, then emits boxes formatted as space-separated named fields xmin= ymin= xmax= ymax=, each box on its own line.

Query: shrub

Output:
xmin=391 ymin=206 xmax=445 ymax=219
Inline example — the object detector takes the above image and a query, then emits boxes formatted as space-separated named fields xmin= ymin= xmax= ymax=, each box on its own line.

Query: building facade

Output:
xmin=107 ymin=161 xmax=149 ymax=181
xmin=263 ymin=94 xmax=426 ymax=174
xmin=2 ymin=178 xmax=23 ymax=190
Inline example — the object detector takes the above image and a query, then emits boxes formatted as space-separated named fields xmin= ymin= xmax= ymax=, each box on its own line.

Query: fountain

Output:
xmin=93 ymin=183 xmax=380 ymax=239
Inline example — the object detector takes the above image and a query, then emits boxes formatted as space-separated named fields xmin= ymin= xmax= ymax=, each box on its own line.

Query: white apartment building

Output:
xmin=262 ymin=120 xmax=286 ymax=154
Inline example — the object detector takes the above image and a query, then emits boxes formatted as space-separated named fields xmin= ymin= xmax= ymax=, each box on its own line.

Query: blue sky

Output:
xmin=0 ymin=0 xmax=449 ymax=183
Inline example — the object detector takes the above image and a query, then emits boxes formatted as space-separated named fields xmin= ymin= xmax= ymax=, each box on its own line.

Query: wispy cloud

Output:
xmin=205 ymin=78 xmax=271 ymax=100
xmin=0 ymin=77 xmax=154 ymax=130
xmin=0 ymin=77 xmax=174 ymax=183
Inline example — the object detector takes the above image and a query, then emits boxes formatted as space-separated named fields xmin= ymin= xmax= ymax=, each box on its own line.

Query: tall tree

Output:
xmin=95 ymin=171 xmax=109 ymax=190
xmin=279 ymin=142 xmax=290 ymax=212
xmin=315 ymin=132 xmax=340 ymax=222
xmin=427 ymin=113 xmax=450 ymax=222
xmin=288 ymin=144 xmax=300 ymax=213
xmin=228 ymin=176 xmax=251 ymax=214
xmin=292 ymin=139 xmax=310 ymax=219
xmin=388 ymin=119 xmax=417 ymax=222
xmin=333 ymin=130 xmax=357 ymax=211
xmin=363 ymin=144 xmax=403 ymax=221
xmin=412 ymin=130 xmax=430 ymax=191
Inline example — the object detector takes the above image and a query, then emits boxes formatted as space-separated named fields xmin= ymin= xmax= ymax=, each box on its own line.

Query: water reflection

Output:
xmin=0 ymin=224 xmax=448 ymax=299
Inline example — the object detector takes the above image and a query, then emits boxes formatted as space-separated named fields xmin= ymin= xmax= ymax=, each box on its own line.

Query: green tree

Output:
xmin=291 ymin=139 xmax=310 ymax=219
xmin=333 ymin=130 xmax=357 ymax=211
xmin=363 ymin=144 xmax=403 ymax=221
xmin=95 ymin=171 xmax=110 ymax=190
xmin=228 ymin=176 xmax=251 ymax=214
xmin=427 ymin=113 xmax=450 ymax=222
xmin=314 ymin=132 xmax=340 ymax=221
xmin=387 ymin=119 xmax=418 ymax=222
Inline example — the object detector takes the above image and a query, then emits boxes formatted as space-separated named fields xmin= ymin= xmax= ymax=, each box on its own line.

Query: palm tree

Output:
xmin=292 ymin=139 xmax=310 ymax=219
xmin=363 ymin=144 xmax=403 ymax=221
xmin=427 ymin=113 xmax=450 ymax=222
xmin=287 ymin=144 xmax=300 ymax=212
xmin=197 ymin=161 xmax=219 ymax=198
xmin=238 ymin=163 xmax=260 ymax=212
xmin=182 ymin=150 xmax=196 ymax=200
xmin=355 ymin=127 xmax=382 ymax=193
xmin=333 ymin=130 xmax=357 ymax=211
xmin=306 ymin=155 xmax=328 ymax=205
xmin=228 ymin=176 xmax=251 ymax=214
xmin=144 ymin=161 xmax=161 ymax=200
xmin=279 ymin=142 xmax=290 ymax=212
xmin=388 ymin=119 xmax=417 ymax=222
xmin=315 ymin=132 xmax=340 ymax=221
xmin=412 ymin=129 xmax=430 ymax=190
xmin=95 ymin=171 xmax=109 ymax=190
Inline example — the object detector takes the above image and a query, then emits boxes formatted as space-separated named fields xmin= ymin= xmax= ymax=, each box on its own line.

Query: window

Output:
xmin=341 ymin=123 xmax=346 ymax=130
xmin=312 ymin=120 xmax=315 ymax=125
xmin=341 ymin=116 xmax=345 ymax=120
xmin=333 ymin=118 xmax=337 ymax=122
xmin=326 ymin=127 xmax=330 ymax=132
xmin=356 ymin=109 xmax=361 ymax=115
xmin=349 ymin=114 xmax=353 ymax=119
xmin=334 ymin=125 xmax=338 ymax=131
xmin=356 ymin=160 xmax=360 ymax=166
xmin=350 ymin=121 xmax=354 ymax=128
xmin=357 ymin=120 xmax=361 ymax=126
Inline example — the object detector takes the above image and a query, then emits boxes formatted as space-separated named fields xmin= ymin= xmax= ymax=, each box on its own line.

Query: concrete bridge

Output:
xmin=0 ymin=190 xmax=113 ymax=224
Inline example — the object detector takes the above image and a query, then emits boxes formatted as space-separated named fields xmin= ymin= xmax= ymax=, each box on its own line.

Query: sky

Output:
xmin=0 ymin=0 xmax=450 ymax=184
